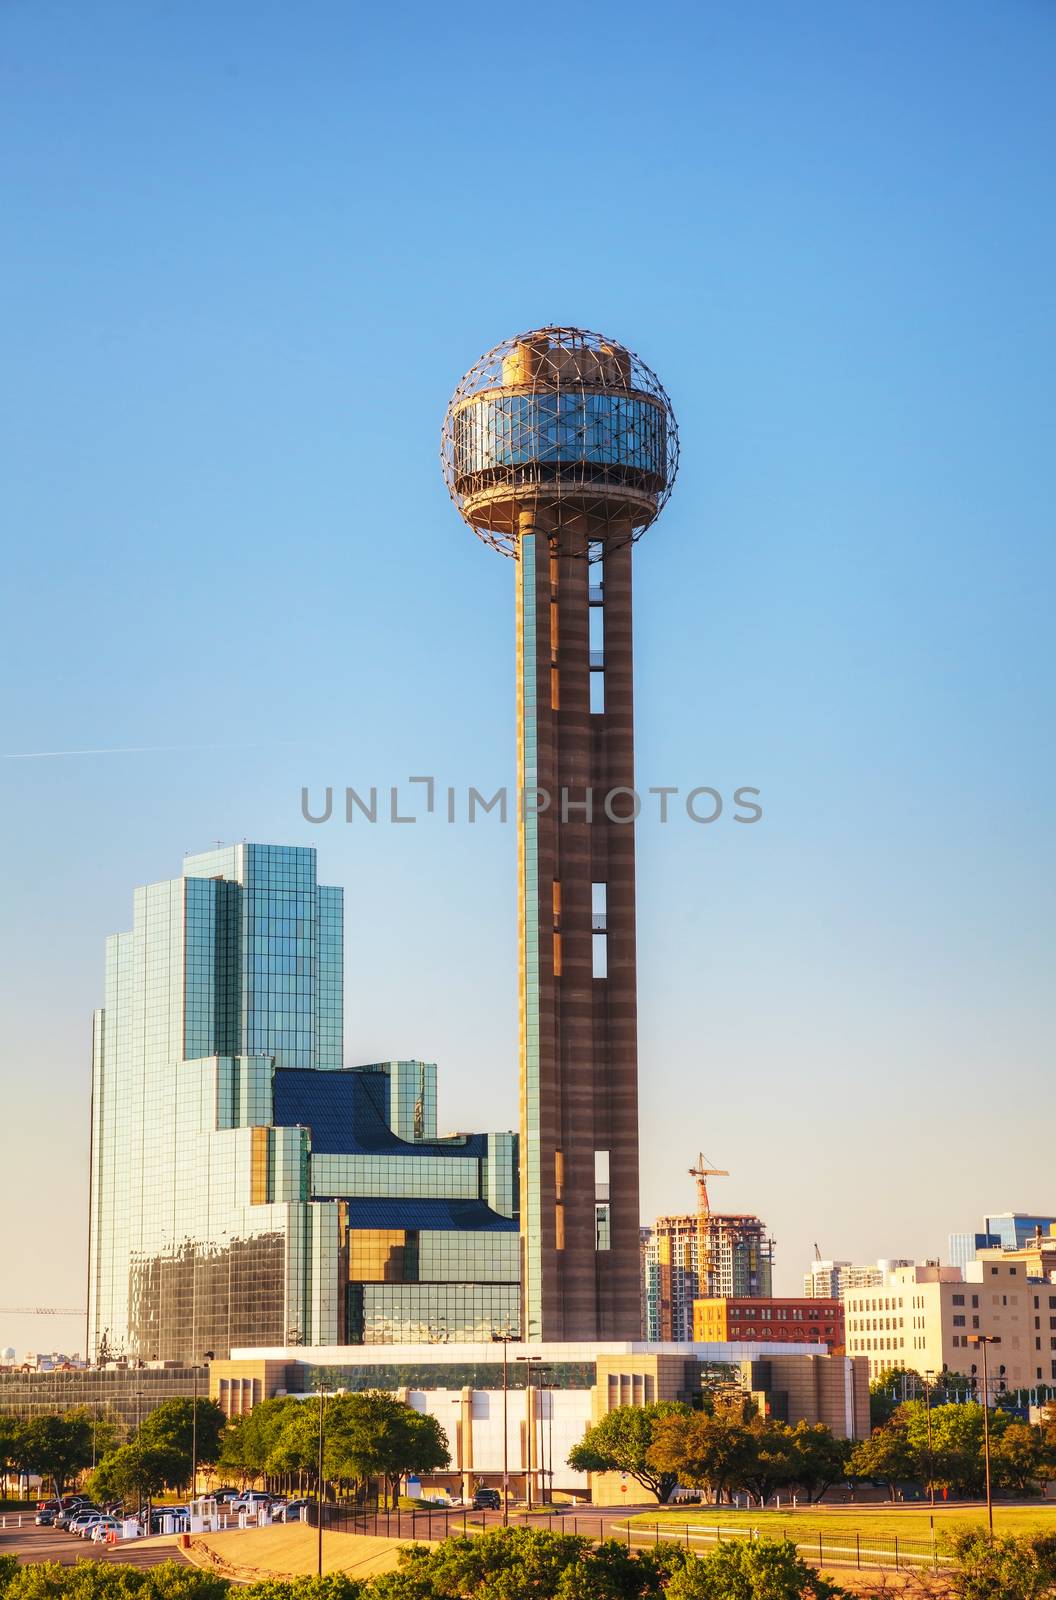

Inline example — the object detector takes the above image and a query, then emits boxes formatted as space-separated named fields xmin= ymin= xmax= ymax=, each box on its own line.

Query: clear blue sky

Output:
xmin=2 ymin=1 xmax=1053 ymax=1357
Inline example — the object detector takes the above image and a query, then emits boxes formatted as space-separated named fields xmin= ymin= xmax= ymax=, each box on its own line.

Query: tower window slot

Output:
xmin=589 ymin=672 xmax=605 ymax=715
xmin=592 ymin=932 xmax=608 ymax=979
xmin=591 ymin=882 xmax=606 ymax=931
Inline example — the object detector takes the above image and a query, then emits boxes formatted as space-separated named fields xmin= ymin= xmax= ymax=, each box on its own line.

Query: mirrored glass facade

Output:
xmin=88 ymin=845 xmax=520 ymax=1365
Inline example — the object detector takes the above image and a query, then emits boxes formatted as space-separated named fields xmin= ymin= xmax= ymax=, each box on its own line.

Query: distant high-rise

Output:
xmin=443 ymin=328 xmax=678 ymax=1341
xmin=948 ymin=1212 xmax=1056 ymax=1270
xmin=88 ymin=844 xmax=518 ymax=1364
xmin=803 ymin=1258 xmax=914 ymax=1300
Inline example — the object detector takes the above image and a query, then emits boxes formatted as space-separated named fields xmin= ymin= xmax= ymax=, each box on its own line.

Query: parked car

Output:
xmin=58 ymin=1504 xmax=98 ymax=1530
xmin=35 ymin=1509 xmax=57 ymax=1527
xmin=89 ymin=1519 xmax=124 ymax=1543
xmin=472 ymin=1488 xmax=501 ymax=1511
xmin=279 ymin=1499 xmax=310 ymax=1521
xmin=69 ymin=1512 xmax=105 ymax=1537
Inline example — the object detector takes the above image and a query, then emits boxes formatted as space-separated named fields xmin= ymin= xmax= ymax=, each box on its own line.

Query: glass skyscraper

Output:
xmin=88 ymin=844 xmax=518 ymax=1364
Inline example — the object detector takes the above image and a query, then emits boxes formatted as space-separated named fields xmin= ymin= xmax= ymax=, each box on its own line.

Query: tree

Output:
xmin=990 ymin=1422 xmax=1047 ymax=1497
xmin=943 ymin=1528 xmax=1056 ymax=1600
xmin=665 ymin=1537 xmax=847 ymax=1600
xmin=137 ymin=1398 xmax=226 ymax=1487
xmin=869 ymin=1367 xmax=923 ymax=1429
xmin=216 ymin=1397 xmax=303 ymax=1485
xmin=787 ymin=1424 xmax=850 ymax=1504
xmin=90 ymin=1440 xmax=184 ymax=1508
xmin=0 ymin=1415 xmax=26 ymax=1495
xmin=371 ymin=1526 xmax=592 ymax=1600
xmin=369 ymin=1527 xmax=689 ymax=1600
xmin=847 ymin=1426 xmax=915 ymax=1500
xmin=19 ymin=1414 xmax=94 ymax=1497
xmin=647 ymin=1412 xmax=755 ymax=1505
xmin=325 ymin=1393 xmax=449 ymax=1502
xmin=568 ymin=1404 xmax=690 ymax=1505
xmin=740 ymin=1420 xmax=799 ymax=1507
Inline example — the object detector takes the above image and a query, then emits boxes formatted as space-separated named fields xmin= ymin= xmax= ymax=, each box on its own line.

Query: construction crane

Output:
xmin=0 ymin=1307 xmax=86 ymax=1316
xmin=689 ymin=1153 xmax=729 ymax=1300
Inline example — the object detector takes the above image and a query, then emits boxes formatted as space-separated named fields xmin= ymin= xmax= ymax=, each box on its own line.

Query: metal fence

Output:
xmin=304 ymin=1503 xmax=950 ymax=1576
xmin=617 ymin=1521 xmax=950 ymax=1574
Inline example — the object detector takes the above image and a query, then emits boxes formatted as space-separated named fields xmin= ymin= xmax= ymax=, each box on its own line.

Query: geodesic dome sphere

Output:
xmin=441 ymin=326 xmax=678 ymax=557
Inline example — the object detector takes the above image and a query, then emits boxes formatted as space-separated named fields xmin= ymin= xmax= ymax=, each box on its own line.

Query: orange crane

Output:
xmin=689 ymin=1153 xmax=729 ymax=1298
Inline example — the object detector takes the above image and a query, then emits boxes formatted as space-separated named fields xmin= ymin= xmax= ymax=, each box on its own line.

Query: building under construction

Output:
xmin=642 ymin=1154 xmax=774 ymax=1340
xmin=643 ymin=1212 xmax=775 ymax=1340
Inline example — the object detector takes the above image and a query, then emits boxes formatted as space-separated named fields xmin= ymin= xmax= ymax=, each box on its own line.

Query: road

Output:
xmin=0 ymin=1516 xmax=188 ymax=1569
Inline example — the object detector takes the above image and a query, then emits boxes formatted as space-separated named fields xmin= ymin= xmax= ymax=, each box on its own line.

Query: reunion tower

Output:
xmin=442 ymin=328 xmax=679 ymax=1342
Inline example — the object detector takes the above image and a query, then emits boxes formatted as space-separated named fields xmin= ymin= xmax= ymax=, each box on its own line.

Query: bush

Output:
xmin=665 ymin=1539 xmax=847 ymax=1600
xmin=242 ymin=1581 xmax=365 ymax=1600
xmin=2 ymin=1563 xmax=229 ymax=1600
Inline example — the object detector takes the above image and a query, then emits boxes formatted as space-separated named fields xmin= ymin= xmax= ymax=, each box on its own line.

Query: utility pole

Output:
xmin=491 ymin=1333 xmax=513 ymax=1525
xmin=968 ymin=1335 xmax=1001 ymax=1536
xmin=517 ymin=1355 xmax=541 ymax=1509
xmin=316 ymin=1387 xmax=326 ymax=1575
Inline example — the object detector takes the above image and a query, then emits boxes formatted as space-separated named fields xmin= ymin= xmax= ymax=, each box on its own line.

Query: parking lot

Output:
xmin=0 ymin=1515 xmax=187 ymax=1569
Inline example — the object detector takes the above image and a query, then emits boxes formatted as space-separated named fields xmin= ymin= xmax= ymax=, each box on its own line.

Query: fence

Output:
xmin=616 ymin=1521 xmax=951 ymax=1574
xmin=303 ymin=1504 xmax=951 ymax=1576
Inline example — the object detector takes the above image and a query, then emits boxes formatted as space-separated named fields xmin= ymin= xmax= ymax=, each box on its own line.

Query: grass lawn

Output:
xmin=630 ymin=1502 xmax=1056 ymax=1543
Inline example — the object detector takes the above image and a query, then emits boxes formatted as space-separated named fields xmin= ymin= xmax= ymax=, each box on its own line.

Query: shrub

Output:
xmin=665 ymin=1538 xmax=847 ymax=1600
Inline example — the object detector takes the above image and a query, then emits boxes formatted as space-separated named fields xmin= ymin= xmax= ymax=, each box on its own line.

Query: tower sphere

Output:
xmin=441 ymin=325 xmax=679 ymax=558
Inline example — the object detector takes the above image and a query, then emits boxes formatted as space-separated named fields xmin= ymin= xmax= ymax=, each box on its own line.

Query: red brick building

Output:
xmin=694 ymin=1295 xmax=845 ymax=1353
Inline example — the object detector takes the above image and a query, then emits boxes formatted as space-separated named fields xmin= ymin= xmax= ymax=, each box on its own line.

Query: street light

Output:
xmin=533 ymin=1365 xmax=553 ymax=1505
xmin=190 ymin=1352 xmax=215 ymax=1504
xmin=967 ymin=1335 xmax=1001 ymax=1536
xmin=491 ymin=1333 xmax=514 ymax=1526
xmin=921 ymin=1370 xmax=937 ymax=1515
xmin=516 ymin=1356 xmax=542 ymax=1510
xmin=316 ymin=1385 xmax=326 ymax=1576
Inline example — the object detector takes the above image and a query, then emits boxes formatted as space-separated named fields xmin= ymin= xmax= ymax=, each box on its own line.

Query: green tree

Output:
xmin=241 ymin=1581 xmax=365 ymax=1600
xmin=137 ymin=1398 xmax=227 ymax=1485
xmin=2 ymin=1561 xmax=229 ymax=1600
xmin=326 ymin=1392 xmax=449 ymax=1502
xmin=90 ymin=1439 xmax=185 ymax=1508
xmin=943 ymin=1528 xmax=1056 ymax=1600
xmin=665 ymin=1537 xmax=847 ymax=1600
xmin=0 ymin=1415 xmax=26 ymax=1495
xmin=786 ymin=1423 xmax=850 ymax=1504
xmin=740 ymin=1420 xmax=799 ymax=1507
xmin=847 ymin=1424 xmax=915 ymax=1499
xmin=568 ymin=1403 xmax=690 ymax=1505
xmin=990 ymin=1421 xmax=1047 ymax=1496
xmin=371 ymin=1525 xmax=592 ymax=1600
xmin=646 ymin=1411 xmax=755 ymax=1505
xmin=19 ymin=1414 xmax=94 ymax=1497
xmin=868 ymin=1367 xmax=922 ymax=1429
xmin=216 ymin=1398 xmax=303 ymax=1485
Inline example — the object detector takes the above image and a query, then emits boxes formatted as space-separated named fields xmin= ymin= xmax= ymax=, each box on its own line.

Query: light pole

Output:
xmin=316 ymin=1385 xmax=326 ymax=1575
xmin=922 ymin=1370 xmax=936 ymax=1514
xmin=491 ymin=1333 xmax=513 ymax=1525
xmin=190 ymin=1351 xmax=214 ymax=1504
xmin=967 ymin=1336 xmax=1001 ymax=1536
xmin=534 ymin=1365 xmax=552 ymax=1505
xmin=516 ymin=1355 xmax=542 ymax=1510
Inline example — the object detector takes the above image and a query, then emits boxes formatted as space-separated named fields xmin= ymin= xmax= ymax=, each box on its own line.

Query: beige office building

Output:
xmin=845 ymin=1259 xmax=1056 ymax=1389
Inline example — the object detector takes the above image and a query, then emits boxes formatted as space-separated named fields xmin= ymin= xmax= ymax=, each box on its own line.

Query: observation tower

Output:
xmin=442 ymin=327 xmax=679 ymax=1341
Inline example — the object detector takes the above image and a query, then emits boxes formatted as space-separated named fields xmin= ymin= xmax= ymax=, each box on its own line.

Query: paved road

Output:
xmin=0 ymin=1517 xmax=187 ymax=1569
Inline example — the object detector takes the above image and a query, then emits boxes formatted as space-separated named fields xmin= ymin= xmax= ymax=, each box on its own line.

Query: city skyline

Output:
xmin=3 ymin=1 xmax=1055 ymax=1359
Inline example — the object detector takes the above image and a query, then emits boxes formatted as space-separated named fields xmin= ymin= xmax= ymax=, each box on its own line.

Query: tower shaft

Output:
xmin=516 ymin=512 xmax=642 ymax=1341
